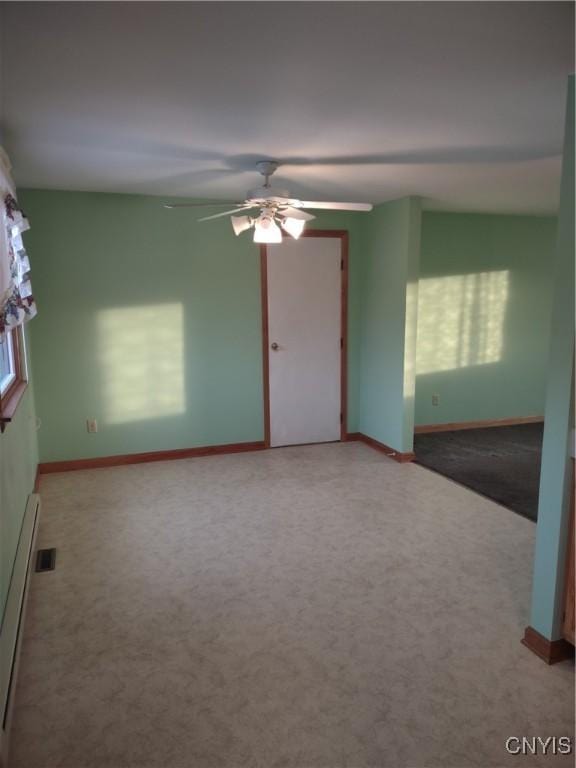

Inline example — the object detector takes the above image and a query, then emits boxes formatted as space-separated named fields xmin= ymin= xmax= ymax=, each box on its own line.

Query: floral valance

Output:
xmin=0 ymin=192 xmax=36 ymax=334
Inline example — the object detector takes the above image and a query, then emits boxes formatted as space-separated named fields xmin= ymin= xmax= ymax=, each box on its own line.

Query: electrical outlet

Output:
xmin=432 ymin=394 xmax=440 ymax=406
xmin=86 ymin=418 xmax=98 ymax=433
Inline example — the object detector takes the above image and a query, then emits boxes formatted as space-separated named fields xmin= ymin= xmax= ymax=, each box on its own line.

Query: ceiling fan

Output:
xmin=164 ymin=160 xmax=373 ymax=243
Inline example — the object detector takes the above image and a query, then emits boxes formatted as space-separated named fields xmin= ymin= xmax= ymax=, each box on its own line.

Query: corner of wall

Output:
xmin=529 ymin=75 xmax=575 ymax=642
xmin=357 ymin=195 xmax=423 ymax=453
xmin=401 ymin=197 xmax=422 ymax=452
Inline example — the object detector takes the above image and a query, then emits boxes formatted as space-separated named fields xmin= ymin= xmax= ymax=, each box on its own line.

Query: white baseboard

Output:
xmin=0 ymin=493 xmax=41 ymax=768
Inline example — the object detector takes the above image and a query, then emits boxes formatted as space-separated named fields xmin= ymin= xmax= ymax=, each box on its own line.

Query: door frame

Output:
xmin=260 ymin=229 xmax=349 ymax=448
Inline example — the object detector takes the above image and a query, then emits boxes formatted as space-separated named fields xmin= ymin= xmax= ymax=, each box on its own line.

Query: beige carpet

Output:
xmin=8 ymin=442 xmax=575 ymax=768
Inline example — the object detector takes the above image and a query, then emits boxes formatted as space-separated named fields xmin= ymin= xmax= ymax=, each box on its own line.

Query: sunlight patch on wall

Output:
xmin=403 ymin=279 xmax=419 ymax=399
xmin=97 ymin=304 xmax=185 ymax=424
xmin=416 ymin=270 xmax=509 ymax=374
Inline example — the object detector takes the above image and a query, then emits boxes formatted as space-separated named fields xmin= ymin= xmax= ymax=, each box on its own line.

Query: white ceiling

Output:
xmin=2 ymin=2 xmax=574 ymax=213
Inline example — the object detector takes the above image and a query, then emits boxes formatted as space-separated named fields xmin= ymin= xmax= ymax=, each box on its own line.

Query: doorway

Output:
xmin=260 ymin=231 xmax=348 ymax=448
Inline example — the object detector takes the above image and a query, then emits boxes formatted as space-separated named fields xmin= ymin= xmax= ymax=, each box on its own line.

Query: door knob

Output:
xmin=271 ymin=342 xmax=279 ymax=351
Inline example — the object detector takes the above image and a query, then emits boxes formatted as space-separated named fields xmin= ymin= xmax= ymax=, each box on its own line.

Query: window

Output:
xmin=0 ymin=327 xmax=27 ymax=428
xmin=0 ymin=331 xmax=14 ymax=391
xmin=0 ymin=189 xmax=35 ymax=428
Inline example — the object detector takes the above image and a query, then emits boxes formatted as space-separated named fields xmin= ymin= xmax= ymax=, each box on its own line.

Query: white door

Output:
xmin=266 ymin=236 xmax=342 ymax=447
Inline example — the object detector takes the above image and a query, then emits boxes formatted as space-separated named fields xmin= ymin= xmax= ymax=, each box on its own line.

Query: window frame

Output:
xmin=0 ymin=327 xmax=28 ymax=429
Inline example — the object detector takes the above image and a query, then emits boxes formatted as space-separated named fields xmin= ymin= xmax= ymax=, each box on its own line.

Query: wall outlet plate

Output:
xmin=432 ymin=394 xmax=440 ymax=406
xmin=86 ymin=418 xmax=98 ymax=433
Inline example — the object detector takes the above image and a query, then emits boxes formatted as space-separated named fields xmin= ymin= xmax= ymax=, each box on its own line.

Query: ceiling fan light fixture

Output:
xmin=281 ymin=217 xmax=306 ymax=239
xmin=166 ymin=161 xmax=374 ymax=235
xmin=231 ymin=215 xmax=253 ymax=236
xmin=253 ymin=214 xmax=282 ymax=243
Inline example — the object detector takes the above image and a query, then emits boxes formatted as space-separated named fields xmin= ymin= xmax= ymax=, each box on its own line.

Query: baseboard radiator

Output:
xmin=0 ymin=493 xmax=41 ymax=767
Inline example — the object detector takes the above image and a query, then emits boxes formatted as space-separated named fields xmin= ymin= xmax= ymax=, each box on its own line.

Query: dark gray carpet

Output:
xmin=414 ymin=423 xmax=544 ymax=522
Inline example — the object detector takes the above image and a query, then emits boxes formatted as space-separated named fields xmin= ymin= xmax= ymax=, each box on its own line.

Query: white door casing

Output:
xmin=265 ymin=235 xmax=343 ymax=447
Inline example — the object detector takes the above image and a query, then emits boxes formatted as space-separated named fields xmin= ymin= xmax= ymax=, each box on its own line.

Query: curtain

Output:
xmin=0 ymin=149 xmax=36 ymax=334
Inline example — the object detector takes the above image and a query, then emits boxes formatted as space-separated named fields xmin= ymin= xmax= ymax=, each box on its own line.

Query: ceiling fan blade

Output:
xmin=197 ymin=206 xmax=257 ymax=222
xmin=164 ymin=201 xmax=240 ymax=209
xmin=277 ymin=206 xmax=316 ymax=221
xmin=299 ymin=201 xmax=373 ymax=211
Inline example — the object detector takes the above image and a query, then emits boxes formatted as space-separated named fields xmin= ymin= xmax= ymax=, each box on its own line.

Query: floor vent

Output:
xmin=35 ymin=548 xmax=56 ymax=573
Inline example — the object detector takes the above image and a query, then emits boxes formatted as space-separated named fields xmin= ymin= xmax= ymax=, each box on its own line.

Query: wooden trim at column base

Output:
xmin=415 ymin=416 xmax=544 ymax=434
xmin=33 ymin=467 xmax=40 ymax=493
xmin=521 ymin=626 xmax=575 ymax=664
xmin=38 ymin=441 xmax=266 ymax=474
xmin=345 ymin=432 xmax=415 ymax=463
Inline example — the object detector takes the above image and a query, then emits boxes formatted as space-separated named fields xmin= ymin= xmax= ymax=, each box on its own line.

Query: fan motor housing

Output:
xmin=247 ymin=186 xmax=292 ymax=204
xmin=255 ymin=160 xmax=279 ymax=177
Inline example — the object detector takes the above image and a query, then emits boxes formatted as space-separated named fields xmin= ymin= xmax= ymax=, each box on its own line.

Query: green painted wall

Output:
xmin=402 ymin=200 xmax=422 ymax=450
xmin=0 ymin=337 xmax=38 ymax=620
xmin=358 ymin=197 xmax=421 ymax=453
xmin=19 ymin=190 xmax=366 ymax=462
xmin=415 ymin=212 xmax=557 ymax=426
xmin=530 ymin=77 xmax=575 ymax=641
xmin=0 ymin=34 xmax=39 ymax=624
xmin=0 ymin=7 xmax=38 ymax=648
